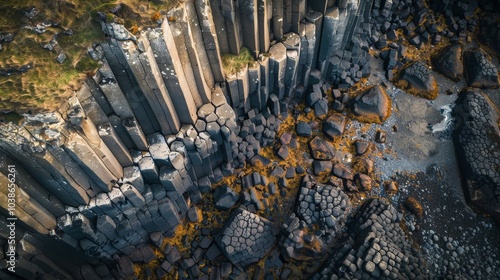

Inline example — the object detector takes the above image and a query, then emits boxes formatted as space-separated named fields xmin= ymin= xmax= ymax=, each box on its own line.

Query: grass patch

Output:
xmin=221 ymin=47 xmax=255 ymax=75
xmin=0 ymin=0 xmax=179 ymax=113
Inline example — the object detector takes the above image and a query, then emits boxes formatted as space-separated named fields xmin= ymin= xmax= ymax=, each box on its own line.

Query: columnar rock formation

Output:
xmin=5 ymin=0 xmax=499 ymax=279
xmin=0 ymin=1 xmax=374 ymax=278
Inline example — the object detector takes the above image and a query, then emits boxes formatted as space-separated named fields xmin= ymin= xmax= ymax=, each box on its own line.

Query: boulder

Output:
xmin=314 ymin=98 xmax=329 ymax=118
xmin=332 ymin=163 xmax=353 ymax=180
xmin=354 ymin=140 xmax=370 ymax=155
xmin=463 ymin=49 xmax=499 ymax=89
xmin=432 ymin=43 xmax=463 ymax=81
xmin=296 ymin=121 xmax=312 ymax=137
xmin=354 ymin=173 xmax=372 ymax=191
xmin=276 ymin=144 xmax=289 ymax=160
xmin=213 ymin=185 xmax=239 ymax=210
xmin=453 ymin=88 xmax=500 ymax=223
xmin=313 ymin=160 xmax=333 ymax=176
xmin=281 ymin=182 xmax=351 ymax=260
xmin=396 ymin=61 xmax=438 ymax=99
xmin=217 ymin=209 xmax=276 ymax=268
xmin=309 ymin=136 xmax=336 ymax=160
xmin=323 ymin=114 xmax=346 ymax=140
xmin=351 ymin=85 xmax=392 ymax=124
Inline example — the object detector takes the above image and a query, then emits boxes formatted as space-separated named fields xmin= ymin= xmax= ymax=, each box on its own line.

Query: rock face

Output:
xmin=397 ymin=61 xmax=438 ymax=100
xmin=453 ymin=89 xmax=500 ymax=223
xmin=217 ymin=208 xmax=276 ymax=268
xmin=463 ymin=49 xmax=499 ymax=89
xmin=352 ymin=85 xmax=392 ymax=124
xmin=313 ymin=198 xmax=427 ymax=279
xmin=280 ymin=176 xmax=351 ymax=260
xmin=432 ymin=43 xmax=463 ymax=81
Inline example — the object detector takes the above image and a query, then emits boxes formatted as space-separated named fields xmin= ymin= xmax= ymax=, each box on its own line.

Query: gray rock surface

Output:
xmin=463 ymin=49 xmax=499 ymax=89
xmin=352 ymin=85 xmax=392 ymax=124
xmin=453 ymin=89 xmax=500 ymax=223
xmin=432 ymin=43 xmax=463 ymax=82
xmin=217 ymin=208 xmax=276 ymax=267
xmin=313 ymin=198 xmax=427 ymax=279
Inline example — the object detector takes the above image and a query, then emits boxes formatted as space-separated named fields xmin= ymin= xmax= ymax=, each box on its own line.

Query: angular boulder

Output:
xmin=397 ymin=61 xmax=438 ymax=99
xmin=213 ymin=185 xmax=239 ymax=210
xmin=217 ymin=209 xmax=276 ymax=268
xmin=432 ymin=43 xmax=463 ymax=81
xmin=463 ymin=49 xmax=499 ymax=89
xmin=352 ymin=85 xmax=392 ymax=124
xmin=323 ymin=114 xmax=346 ymax=140
xmin=296 ymin=121 xmax=312 ymax=137
xmin=309 ymin=136 xmax=336 ymax=160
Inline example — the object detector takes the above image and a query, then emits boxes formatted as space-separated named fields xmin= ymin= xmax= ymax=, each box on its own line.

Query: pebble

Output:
xmin=433 ymin=235 xmax=439 ymax=242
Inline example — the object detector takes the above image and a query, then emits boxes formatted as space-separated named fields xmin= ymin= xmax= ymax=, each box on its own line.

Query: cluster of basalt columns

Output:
xmin=0 ymin=0 xmax=376 ymax=278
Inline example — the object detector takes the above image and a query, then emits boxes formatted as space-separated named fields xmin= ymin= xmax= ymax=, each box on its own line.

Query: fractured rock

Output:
xmin=397 ymin=61 xmax=438 ymax=100
xmin=309 ymin=136 xmax=335 ymax=160
xmin=432 ymin=43 xmax=464 ymax=81
xmin=453 ymin=88 xmax=500 ymax=223
xmin=323 ymin=114 xmax=346 ymax=140
xmin=463 ymin=49 xmax=499 ymax=89
xmin=217 ymin=208 xmax=276 ymax=268
xmin=213 ymin=184 xmax=239 ymax=210
xmin=352 ymin=85 xmax=392 ymax=124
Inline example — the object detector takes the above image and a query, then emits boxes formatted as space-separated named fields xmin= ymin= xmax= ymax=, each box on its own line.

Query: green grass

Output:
xmin=0 ymin=0 xmax=179 ymax=113
xmin=221 ymin=47 xmax=255 ymax=75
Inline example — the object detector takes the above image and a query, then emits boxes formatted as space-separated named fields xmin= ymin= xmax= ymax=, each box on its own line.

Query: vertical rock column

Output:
xmin=272 ymin=0 xmax=284 ymax=40
xmin=269 ymin=42 xmax=287 ymax=100
xmin=257 ymin=0 xmax=271 ymax=53
xmin=222 ymin=0 xmax=244 ymax=54
xmin=283 ymin=0 xmax=293 ymax=33
xmin=310 ymin=0 xmax=328 ymax=13
xmin=291 ymin=0 xmax=306 ymax=33
xmin=121 ymin=34 xmax=182 ymax=134
xmin=194 ymin=0 xmax=226 ymax=82
xmin=0 ymin=140 xmax=93 ymax=207
xmin=76 ymin=82 xmax=109 ymax=127
xmin=317 ymin=6 xmax=342 ymax=79
xmin=101 ymin=37 xmax=160 ymax=135
xmin=248 ymin=62 xmax=262 ymax=110
xmin=283 ymin=32 xmax=301 ymax=98
xmin=209 ymin=0 xmax=231 ymax=54
xmin=63 ymin=133 xmax=118 ymax=193
xmin=0 ymin=174 xmax=56 ymax=234
xmin=185 ymin=0 xmax=216 ymax=96
xmin=169 ymin=20 xmax=212 ymax=106
xmin=239 ymin=0 xmax=260 ymax=58
xmin=147 ymin=26 xmax=199 ymax=125
xmin=258 ymin=55 xmax=270 ymax=111
xmin=0 ymin=151 xmax=66 ymax=217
